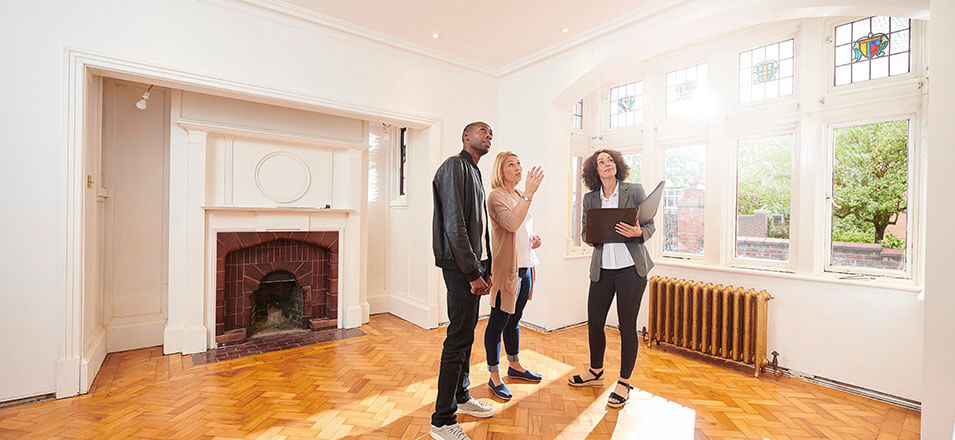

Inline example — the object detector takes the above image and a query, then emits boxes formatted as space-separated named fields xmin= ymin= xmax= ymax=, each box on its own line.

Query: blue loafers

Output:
xmin=488 ymin=379 xmax=512 ymax=400
xmin=507 ymin=367 xmax=542 ymax=383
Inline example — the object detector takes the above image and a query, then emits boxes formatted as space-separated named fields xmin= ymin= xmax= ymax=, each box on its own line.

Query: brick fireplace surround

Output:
xmin=216 ymin=232 xmax=338 ymax=345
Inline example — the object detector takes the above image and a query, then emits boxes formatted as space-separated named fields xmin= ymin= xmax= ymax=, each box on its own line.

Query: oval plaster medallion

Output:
xmin=254 ymin=152 xmax=311 ymax=204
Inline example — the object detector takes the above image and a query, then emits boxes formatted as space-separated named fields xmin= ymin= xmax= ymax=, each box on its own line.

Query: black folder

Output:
xmin=585 ymin=181 xmax=665 ymax=244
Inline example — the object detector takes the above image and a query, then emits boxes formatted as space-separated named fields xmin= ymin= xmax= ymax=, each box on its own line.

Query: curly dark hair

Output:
xmin=582 ymin=149 xmax=629 ymax=191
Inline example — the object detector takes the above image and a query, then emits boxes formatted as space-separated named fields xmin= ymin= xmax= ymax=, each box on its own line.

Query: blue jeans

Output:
xmin=484 ymin=267 xmax=532 ymax=370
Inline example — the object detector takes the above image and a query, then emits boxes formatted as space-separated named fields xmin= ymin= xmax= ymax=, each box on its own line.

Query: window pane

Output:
xmin=852 ymin=60 xmax=870 ymax=82
xmin=570 ymin=155 xmax=585 ymax=249
xmin=399 ymin=128 xmax=407 ymax=196
xmin=890 ymin=53 xmax=909 ymax=76
xmin=736 ymin=135 xmax=792 ymax=261
xmin=871 ymin=56 xmax=889 ymax=79
xmin=667 ymin=63 xmax=708 ymax=116
xmin=835 ymin=65 xmax=851 ymax=85
xmin=836 ymin=23 xmax=851 ymax=45
xmin=890 ymin=29 xmax=909 ymax=55
xmin=663 ymin=145 xmax=706 ymax=255
xmin=872 ymin=16 xmax=890 ymax=34
xmin=622 ymin=153 xmax=642 ymax=184
xmin=831 ymin=120 xmax=909 ymax=272
xmin=609 ymin=82 xmax=643 ymax=128
xmin=573 ymin=100 xmax=583 ymax=129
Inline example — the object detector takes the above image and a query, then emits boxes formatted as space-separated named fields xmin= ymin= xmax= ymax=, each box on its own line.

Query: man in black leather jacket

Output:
xmin=429 ymin=122 xmax=496 ymax=440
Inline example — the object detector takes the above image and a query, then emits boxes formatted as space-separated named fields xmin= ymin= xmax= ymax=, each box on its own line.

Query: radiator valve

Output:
xmin=771 ymin=350 xmax=780 ymax=373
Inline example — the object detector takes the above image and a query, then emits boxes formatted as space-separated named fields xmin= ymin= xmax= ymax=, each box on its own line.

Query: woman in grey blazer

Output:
xmin=566 ymin=149 xmax=655 ymax=409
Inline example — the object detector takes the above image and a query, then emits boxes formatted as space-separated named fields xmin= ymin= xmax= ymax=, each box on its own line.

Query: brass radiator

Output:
xmin=646 ymin=276 xmax=773 ymax=377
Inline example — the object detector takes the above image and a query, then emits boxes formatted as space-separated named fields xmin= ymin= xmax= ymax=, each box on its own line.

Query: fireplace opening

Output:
xmin=249 ymin=270 xmax=306 ymax=338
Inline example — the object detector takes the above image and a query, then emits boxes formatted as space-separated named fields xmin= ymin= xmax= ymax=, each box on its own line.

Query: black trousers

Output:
xmin=431 ymin=267 xmax=483 ymax=427
xmin=587 ymin=266 xmax=648 ymax=380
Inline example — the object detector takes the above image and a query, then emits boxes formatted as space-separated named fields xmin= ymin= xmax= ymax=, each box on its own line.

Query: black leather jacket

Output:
xmin=432 ymin=151 xmax=491 ymax=281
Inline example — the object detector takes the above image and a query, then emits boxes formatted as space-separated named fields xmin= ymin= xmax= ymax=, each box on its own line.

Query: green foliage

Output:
xmin=832 ymin=120 xmax=908 ymax=243
xmin=882 ymin=233 xmax=906 ymax=249
xmin=664 ymin=145 xmax=706 ymax=189
xmin=623 ymin=153 xmax=642 ymax=184
xmin=832 ymin=216 xmax=875 ymax=243
xmin=736 ymin=135 xmax=792 ymax=218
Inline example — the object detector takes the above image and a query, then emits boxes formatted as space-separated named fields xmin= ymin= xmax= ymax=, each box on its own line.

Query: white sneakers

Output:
xmin=430 ymin=423 xmax=470 ymax=440
xmin=429 ymin=398 xmax=495 ymax=440
xmin=455 ymin=398 xmax=495 ymax=418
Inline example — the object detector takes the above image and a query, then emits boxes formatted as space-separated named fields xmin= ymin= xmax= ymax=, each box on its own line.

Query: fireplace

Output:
xmin=215 ymin=232 xmax=338 ymax=345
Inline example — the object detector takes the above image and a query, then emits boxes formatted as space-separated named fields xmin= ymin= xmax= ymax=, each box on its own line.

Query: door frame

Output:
xmin=59 ymin=48 xmax=443 ymax=398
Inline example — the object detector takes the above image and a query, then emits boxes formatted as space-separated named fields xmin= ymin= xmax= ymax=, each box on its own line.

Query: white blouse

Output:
xmin=516 ymin=214 xmax=540 ymax=269
xmin=599 ymin=182 xmax=636 ymax=270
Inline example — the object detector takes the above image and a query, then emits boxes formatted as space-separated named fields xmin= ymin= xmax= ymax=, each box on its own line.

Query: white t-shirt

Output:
xmin=600 ymin=182 xmax=636 ymax=269
xmin=516 ymin=214 xmax=540 ymax=268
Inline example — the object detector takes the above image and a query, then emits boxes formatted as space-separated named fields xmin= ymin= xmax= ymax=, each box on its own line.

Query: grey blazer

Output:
xmin=582 ymin=181 xmax=656 ymax=282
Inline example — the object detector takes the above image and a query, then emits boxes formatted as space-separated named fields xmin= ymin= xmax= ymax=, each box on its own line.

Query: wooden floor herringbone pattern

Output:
xmin=0 ymin=314 xmax=919 ymax=439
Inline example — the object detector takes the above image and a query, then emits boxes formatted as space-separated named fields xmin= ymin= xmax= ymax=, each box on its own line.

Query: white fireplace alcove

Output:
xmin=164 ymin=118 xmax=368 ymax=355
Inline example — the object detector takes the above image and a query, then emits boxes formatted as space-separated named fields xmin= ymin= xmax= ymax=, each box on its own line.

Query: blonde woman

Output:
xmin=484 ymin=151 xmax=544 ymax=400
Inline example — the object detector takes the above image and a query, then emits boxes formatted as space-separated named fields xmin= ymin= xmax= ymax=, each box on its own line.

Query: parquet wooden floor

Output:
xmin=0 ymin=314 xmax=919 ymax=439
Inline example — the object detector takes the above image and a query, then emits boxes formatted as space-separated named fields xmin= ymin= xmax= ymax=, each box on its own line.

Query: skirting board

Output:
xmin=80 ymin=329 xmax=107 ymax=394
xmin=367 ymin=295 xmax=389 ymax=315
xmin=387 ymin=294 xmax=432 ymax=329
xmin=107 ymin=320 xmax=165 ymax=353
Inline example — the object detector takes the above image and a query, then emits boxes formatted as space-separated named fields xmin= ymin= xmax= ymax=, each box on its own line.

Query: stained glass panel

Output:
xmin=609 ymin=82 xmax=642 ymax=128
xmin=834 ymin=16 xmax=910 ymax=85
xmin=666 ymin=63 xmax=708 ymax=117
xmin=739 ymin=39 xmax=794 ymax=104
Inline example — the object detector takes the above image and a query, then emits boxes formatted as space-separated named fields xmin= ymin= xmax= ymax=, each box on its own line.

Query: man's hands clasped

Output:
xmin=469 ymin=277 xmax=493 ymax=296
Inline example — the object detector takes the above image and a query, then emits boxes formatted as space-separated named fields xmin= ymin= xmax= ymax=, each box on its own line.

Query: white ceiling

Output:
xmin=279 ymin=0 xmax=656 ymax=72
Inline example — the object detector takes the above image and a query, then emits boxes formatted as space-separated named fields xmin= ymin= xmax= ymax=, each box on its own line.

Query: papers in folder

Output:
xmin=584 ymin=181 xmax=665 ymax=244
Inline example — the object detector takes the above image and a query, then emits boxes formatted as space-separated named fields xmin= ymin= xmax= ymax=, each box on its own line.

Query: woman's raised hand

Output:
xmin=524 ymin=166 xmax=544 ymax=198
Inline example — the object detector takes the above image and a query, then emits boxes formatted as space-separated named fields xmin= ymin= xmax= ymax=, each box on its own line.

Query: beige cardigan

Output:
xmin=487 ymin=187 xmax=533 ymax=314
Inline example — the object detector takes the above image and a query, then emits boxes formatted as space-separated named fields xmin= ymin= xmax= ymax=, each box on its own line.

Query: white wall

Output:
xmin=922 ymin=0 xmax=955 ymax=437
xmin=0 ymin=0 xmax=495 ymax=401
xmin=497 ymin=0 xmax=929 ymax=402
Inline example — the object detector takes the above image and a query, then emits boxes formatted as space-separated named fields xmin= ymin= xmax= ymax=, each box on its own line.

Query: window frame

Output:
xmin=664 ymin=62 xmax=710 ymax=119
xmin=566 ymin=133 xmax=593 ymax=257
xmin=567 ymin=17 xmax=925 ymax=286
xmin=573 ymin=99 xmax=583 ymax=130
xmin=618 ymin=145 xmax=644 ymax=187
xmin=832 ymin=16 xmax=912 ymax=87
xmin=658 ymin=141 xmax=709 ymax=262
xmin=823 ymin=113 xmax=919 ymax=280
xmin=383 ymin=125 xmax=407 ymax=207
xmin=737 ymin=37 xmax=798 ymax=105
xmin=726 ymin=129 xmax=798 ymax=272
xmin=823 ymin=17 xmax=925 ymax=97
xmin=607 ymin=80 xmax=645 ymax=130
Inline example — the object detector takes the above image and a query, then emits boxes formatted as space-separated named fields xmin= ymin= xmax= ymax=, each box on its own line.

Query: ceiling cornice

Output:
xmin=207 ymin=0 xmax=686 ymax=78
xmin=215 ymin=0 xmax=499 ymax=76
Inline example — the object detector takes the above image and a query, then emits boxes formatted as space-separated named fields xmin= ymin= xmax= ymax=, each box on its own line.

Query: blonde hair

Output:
xmin=491 ymin=151 xmax=518 ymax=190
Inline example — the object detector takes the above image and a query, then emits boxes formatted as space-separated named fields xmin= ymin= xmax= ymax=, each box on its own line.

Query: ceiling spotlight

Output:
xmin=135 ymin=85 xmax=153 ymax=110
xmin=432 ymin=33 xmax=440 ymax=39
xmin=561 ymin=27 xmax=569 ymax=33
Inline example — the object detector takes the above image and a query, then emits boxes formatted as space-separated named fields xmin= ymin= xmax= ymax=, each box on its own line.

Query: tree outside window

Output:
xmin=831 ymin=120 xmax=909 ymax=272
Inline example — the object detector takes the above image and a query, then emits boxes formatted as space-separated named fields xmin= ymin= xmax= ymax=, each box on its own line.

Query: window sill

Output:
xmin=565 ymin=247 xmax=592 ymax=259
xmin=654 ymin=259 xmax=922 ymax=294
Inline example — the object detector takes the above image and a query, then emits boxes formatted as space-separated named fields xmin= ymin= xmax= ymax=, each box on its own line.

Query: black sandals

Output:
xmin=607 ymin=380 xmax=633 ymax=408
xmin=567 ymin=368 xmax=604 ymax=387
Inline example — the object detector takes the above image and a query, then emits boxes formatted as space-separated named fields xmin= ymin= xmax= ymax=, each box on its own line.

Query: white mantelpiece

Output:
xmin=164 ymin=118 xmax=368 ymax=354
